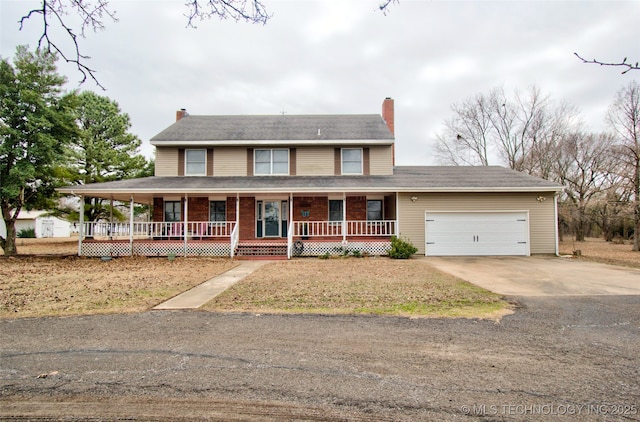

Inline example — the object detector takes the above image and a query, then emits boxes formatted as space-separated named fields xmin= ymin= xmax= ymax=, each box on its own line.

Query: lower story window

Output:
xmin=164 ymin=201 xmax=181 ymax=222
xmin=367 ymin=200 xmax=382 ymax=220
xmin=210 ymin=201 xmax=226 ymax=222
xmin=329 ymin=200 xmax=343 ymax=221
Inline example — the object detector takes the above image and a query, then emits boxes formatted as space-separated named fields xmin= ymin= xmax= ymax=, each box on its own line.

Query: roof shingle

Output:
xmin=150 ymin=114 xmax=394 ymax=144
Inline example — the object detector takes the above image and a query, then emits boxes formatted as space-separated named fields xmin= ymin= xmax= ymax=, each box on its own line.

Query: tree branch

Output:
xmin=19 ymin=1 xmax=118 ymax=90
xmin=184 ymin=0 xmax=271 ymax=27
xmin=574 ymin=52 xmax=640 ymax=74
xmin=378 ymin=0 xmax=399 ymax=15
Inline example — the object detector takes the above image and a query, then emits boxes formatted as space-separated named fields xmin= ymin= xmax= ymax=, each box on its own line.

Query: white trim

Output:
xmin=254 ymin=148 xmax=290 ymax=176
xmin=554 ymin=192 xmax=560 ymax=256
xmin=151 ymin=139 xmax=393 ymax=147
xmin=341 ymin=147 xmax=363 ymax=175
xmin=184 ymin=149 xmax=207 ymax=176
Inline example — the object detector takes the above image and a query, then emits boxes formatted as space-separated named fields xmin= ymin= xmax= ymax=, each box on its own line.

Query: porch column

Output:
xmin=395 ymin=193 xmax=400 ymax=236
xmin=183 ymin=194 xmax=188 ymax=257
xmin=129 ymin=194 xmax=134 ymax=256
xmin=342 ymin=192 xmax=347 ymax=243
xmin=109 ymin=196 xmax=114 ymax=240
xmin=78 ymin=194 xmax=84 ymax=256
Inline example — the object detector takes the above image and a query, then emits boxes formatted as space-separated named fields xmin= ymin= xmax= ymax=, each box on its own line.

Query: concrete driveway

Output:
xmin=424 ymin=256 xmax=640 ymax=296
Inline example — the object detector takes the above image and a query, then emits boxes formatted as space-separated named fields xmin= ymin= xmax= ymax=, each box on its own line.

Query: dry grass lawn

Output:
xmin=203 ymin=258 xmax=508 ymax=319
xmin=0 ymin=255 xmax=237 ymax=318
xmin=3 ymin=236 xmax=636 ymax=320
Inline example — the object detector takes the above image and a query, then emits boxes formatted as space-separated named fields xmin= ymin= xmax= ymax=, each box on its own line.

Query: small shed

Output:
xmin=0 ymin=210 xmax=71 ymax=238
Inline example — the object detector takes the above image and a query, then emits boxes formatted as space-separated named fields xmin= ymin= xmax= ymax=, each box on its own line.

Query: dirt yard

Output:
xmin=559 ymin=237 xmax=639 ymax=269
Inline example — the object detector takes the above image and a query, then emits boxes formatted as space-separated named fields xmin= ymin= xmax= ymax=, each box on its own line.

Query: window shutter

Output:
xmin=207 ymin=149 xmax=214 ymax=176
xmin=289 ymin=148 xmax=296 ymax=176
xmin=178 ymin=149 xmax=185 ymax=176
xmin=334 ymin=148 xmax=341 ymax=175
xmin=363 ymin=148 xmax=370 ymax=175
xmin=247 ymin=148 xmax=254 ymax=176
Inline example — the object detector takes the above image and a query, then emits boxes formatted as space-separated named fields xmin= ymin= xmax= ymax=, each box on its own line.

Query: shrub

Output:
xmin=17 ymin=227 xmax=36 ymax=238
xmin=388 ymin=235 xmax=418 ymax=259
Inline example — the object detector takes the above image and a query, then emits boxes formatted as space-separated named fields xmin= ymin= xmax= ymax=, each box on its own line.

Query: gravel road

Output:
xmin=1 ymin=295 xmax=639 ymax=421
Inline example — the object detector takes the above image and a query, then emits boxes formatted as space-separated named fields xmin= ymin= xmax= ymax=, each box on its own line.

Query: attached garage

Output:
xmin=425 ymin=211 xmax=530 ymax=256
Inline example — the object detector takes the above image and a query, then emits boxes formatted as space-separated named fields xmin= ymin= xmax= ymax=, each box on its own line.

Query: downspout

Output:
xmin=183 ymin=194 xmax=188 ymax=257
xmin=78 ymin=194 xmax=84 ymax=256
xmin=129 ymin=194 xmax=134 ymax=256
xmin=554 ymin=192 xmax=560 ymax=256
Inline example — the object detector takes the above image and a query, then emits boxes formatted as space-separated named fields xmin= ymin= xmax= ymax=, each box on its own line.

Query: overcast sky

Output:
xmin=1 ymin=0 xmax=639 ymax=165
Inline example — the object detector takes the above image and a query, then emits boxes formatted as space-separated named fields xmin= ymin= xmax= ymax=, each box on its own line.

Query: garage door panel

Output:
xmin=425 ymin=212 xmax=529 ymax=256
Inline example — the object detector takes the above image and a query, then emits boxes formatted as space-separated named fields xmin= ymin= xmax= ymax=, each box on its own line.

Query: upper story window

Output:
xmin=341 ymin=148 xmax=362 ymax=175
xmin=255 ymin=149 xmax=289 ymax=175
xmin=185 ymin=149 xmax=206 ymax=175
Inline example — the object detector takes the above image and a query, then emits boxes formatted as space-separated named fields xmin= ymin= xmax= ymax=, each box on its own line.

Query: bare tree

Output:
xmin=607 ymin=81 xmax=640 ymax=251
xmin=574 ymin=52 xmax=640 ymax=74
xmin=555 ymin=132 xmax=617 ymax=241
xmin=435 ymin=86 xmax=579 ymax=176
xmin=434 ymin=93 xmax=492 ymax=166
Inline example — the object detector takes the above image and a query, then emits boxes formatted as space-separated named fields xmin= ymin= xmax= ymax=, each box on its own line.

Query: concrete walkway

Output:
xmin=154 ymin=261 xmax=270 ymax=310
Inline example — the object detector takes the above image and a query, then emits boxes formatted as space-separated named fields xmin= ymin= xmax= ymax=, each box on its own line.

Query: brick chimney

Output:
xmin=382 ymin=97 xmax=395 ymax=165
xmin=382 ymin=97 xmax=394 ymax=135
xmin=176 ymin=108 xmax=188 ymax=121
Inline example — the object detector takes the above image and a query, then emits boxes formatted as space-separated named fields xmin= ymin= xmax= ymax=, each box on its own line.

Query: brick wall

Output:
xmin=188 ymin=197 xmax=209 ymax=221
xmin=153 ymin=198 xmax=163 ymax=221
xmin=293 ymin=196 xmax=328 ymax=221
xmin=239 ymin=197 xmax=255 ymax=239
xmin=346 ymin=196 xmax=366 ymax=220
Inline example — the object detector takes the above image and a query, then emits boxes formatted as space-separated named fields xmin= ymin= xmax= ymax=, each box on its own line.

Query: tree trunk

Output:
xmin=2 ymin=219 xmax=18 ymax=256
xmin=633 ymin=201 xmax=639 ymax=251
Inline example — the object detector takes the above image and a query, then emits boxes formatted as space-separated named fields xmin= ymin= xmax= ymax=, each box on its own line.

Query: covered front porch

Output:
xmin=76 ymin=192 xmax=398 ymax=259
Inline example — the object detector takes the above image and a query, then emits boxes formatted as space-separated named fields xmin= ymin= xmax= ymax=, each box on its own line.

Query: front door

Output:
xmin=264 ymin=201 xmax=280 ymax=237
xmin=257 ymin=200 xmax=288 ymax=238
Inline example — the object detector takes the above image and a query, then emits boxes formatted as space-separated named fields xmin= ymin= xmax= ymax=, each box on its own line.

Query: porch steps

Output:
xmin=235 ymin=242 xmax=288 ymax=259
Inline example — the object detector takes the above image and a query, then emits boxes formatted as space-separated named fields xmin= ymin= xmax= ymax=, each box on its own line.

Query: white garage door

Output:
xmin=425 ymin=211 xmax=530 ymax=256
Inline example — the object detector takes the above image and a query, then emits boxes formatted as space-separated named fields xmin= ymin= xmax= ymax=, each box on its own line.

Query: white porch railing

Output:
xmin=82 ymin=221 xmax=236 ymax=240
xmin=230 ymin=222 xmax=240 ymax=258
xmin=292 ymin=220 xmax=396 ymax=237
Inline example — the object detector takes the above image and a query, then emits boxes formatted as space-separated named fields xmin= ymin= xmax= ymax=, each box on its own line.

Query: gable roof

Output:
xmin=150 ymin=114 xmax=394 ymax=146
xmin=58 ymin=166 xmax=563 ymax=203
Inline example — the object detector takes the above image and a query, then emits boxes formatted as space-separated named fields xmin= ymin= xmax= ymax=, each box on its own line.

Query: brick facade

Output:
xmin=346 ymin=196 xmax=367 ymax=220
xmin=153 ymin=195 xmax=387 ymax=239
xmin=239 ymin=197 xmax=255 ymax=239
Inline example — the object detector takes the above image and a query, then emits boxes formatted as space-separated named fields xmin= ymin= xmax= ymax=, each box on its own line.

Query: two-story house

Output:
xmin=60 ymin=98 xmax=563 ymax=258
